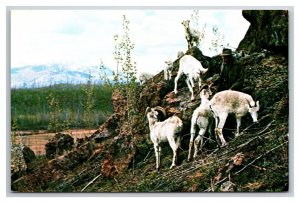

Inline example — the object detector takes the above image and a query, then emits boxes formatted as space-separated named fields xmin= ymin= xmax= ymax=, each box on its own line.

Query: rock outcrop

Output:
xmin=238 ymin=10 xmax=288 ymax=55
xmin=45 ymin=133 xmax=74 ymax=159
xmin=11 ymin=144 xmax=36 ymax=181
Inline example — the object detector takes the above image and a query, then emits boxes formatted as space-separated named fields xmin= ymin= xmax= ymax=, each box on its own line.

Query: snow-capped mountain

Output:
xmin=11 ymin=64 xmax=113 ymax=88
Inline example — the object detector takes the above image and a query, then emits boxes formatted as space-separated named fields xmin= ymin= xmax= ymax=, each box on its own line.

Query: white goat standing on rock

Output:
xmin=164 ymin=60 xmax=173 ymax=80
xmin=174 ymin=55 xmax=208 ymax=100
xmin=145 ymin=106 xmax=183 ymax=170
xmin=209 ymin=90 xmax=260 ymax=146
xmin=182 ymin=20 xmax=200 ymax=49
xmin=188 ymin=85 xmax=213 ymax=161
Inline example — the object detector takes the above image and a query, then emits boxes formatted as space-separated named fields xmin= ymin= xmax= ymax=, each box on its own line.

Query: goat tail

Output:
xmin=169 ymin=116 xmax=183 ymax=131
xmin=196 ymin=62 xmax=208 ymax=74
xmin=201 ymin=66 xmax=208 ymax=74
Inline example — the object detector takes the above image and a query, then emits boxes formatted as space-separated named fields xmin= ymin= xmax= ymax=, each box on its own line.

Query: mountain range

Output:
xmin=10 ymin=63 xmax=114 ymax=88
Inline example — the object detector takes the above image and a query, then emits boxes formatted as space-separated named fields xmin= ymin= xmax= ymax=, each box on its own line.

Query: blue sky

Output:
xmin=11 ymin=9 xmax=250 ymax=74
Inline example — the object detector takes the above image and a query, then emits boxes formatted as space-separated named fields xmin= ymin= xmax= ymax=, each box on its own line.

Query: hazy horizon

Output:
xmin=11 ymin=9 xmax=250 ymax=74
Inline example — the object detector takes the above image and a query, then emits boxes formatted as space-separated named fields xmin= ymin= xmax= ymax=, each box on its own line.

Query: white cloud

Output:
xmin=11 ymin=9 xmax=250 ymax=74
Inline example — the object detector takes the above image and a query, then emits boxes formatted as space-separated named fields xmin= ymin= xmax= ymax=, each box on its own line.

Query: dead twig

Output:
xmin=114 ymin=178 xmax=121 ymax=190
xmin=251 ymin=164 xmax=267 ymax=171
xmin=81 ymin=174 xmax=102 ymax=192
xmin=143 ymin=148 xmax=153 ymax=162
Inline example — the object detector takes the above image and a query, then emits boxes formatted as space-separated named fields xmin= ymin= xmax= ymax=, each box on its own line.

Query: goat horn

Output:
xmin=145 ymin=107 xmax=151 ymax=115
xmin=199 ymin=84 xmax=209 ymax=93
xmin=153 ymin=106 xmax=166 ymax=118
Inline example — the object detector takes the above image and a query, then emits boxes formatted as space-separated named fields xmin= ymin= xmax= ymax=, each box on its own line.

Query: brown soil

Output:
xmin=14 ymin=129 xmax=97 ymax=155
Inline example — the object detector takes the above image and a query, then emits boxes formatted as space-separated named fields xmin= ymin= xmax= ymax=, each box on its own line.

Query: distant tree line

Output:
xmin=11 ymin=83 xmax=113 ymax=131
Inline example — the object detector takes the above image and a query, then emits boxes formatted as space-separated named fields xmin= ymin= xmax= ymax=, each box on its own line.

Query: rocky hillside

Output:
xmin=11 ymin=10 xmax=289 ymax=192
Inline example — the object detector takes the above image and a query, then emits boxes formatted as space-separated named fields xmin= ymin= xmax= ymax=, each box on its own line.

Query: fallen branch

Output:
xmin=143 ymin=148 xmax=153 ymax=162
xmin=256 ymin=120 xmax=275 ymax=135
xmin=114 ymin=178 xmax=121 ymax=191
xmin=81 ymin=174 xmax=102 ymax=192
xmin=251 ymin=164 xmax=266 ymax=171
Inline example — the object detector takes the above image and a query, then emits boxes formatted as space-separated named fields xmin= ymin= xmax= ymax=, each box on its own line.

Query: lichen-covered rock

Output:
xmin=45 ymin=133 xmax=74 ymax=159
xmin=11 ymin=144 xmax=35 ymax=181
xmin=238 ymin=10 xmax=288 ymax=54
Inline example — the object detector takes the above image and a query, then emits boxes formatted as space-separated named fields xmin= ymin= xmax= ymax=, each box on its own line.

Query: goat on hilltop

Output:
xmin=182 ymin=20 xmax=200 ymax=49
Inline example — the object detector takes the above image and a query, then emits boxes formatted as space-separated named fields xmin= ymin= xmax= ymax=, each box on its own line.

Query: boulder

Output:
xmin=45 ymin=133 xmax=74 ymax=159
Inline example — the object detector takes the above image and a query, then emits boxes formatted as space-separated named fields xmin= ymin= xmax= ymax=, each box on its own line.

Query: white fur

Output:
xmin=182 ymin=20 xmax=200 ymax=49
xmin=188 ymin=86 xmax=213 ymax=161
xmin=146 ymin=107 xmax=183 ymax=170
xmin=164 ymin=60 xmax=173 ymax=80
xmin=177 ymin=51 xmax=184 ymax=59
xmin=209 ymin=90 xmax=260 ymax=146
xmin=174 ymin=55 xmax=208 ymax=100
xmin=139 ymin=72 xmax=154 ymax=85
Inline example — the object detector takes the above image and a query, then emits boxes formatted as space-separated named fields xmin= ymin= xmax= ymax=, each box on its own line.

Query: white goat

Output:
xmin=177 ymin=51 xmax=184 ymax=59
xmin=139 ymin=72 xmax=154 ymax=85
xmin=209 ymin=90 xmax=260 ymax=146
xmin=188 ymin=85 xmax=213 ymax=161
xmin=164 ymin=60 xmax=173 ymax=80
xmin=145 ymin=106 xmax=183 ymax=170
xmin=174 ymin=55 xmax=208 ymax=100
xmin=182 ymin=20 xmax=200 ymax=49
